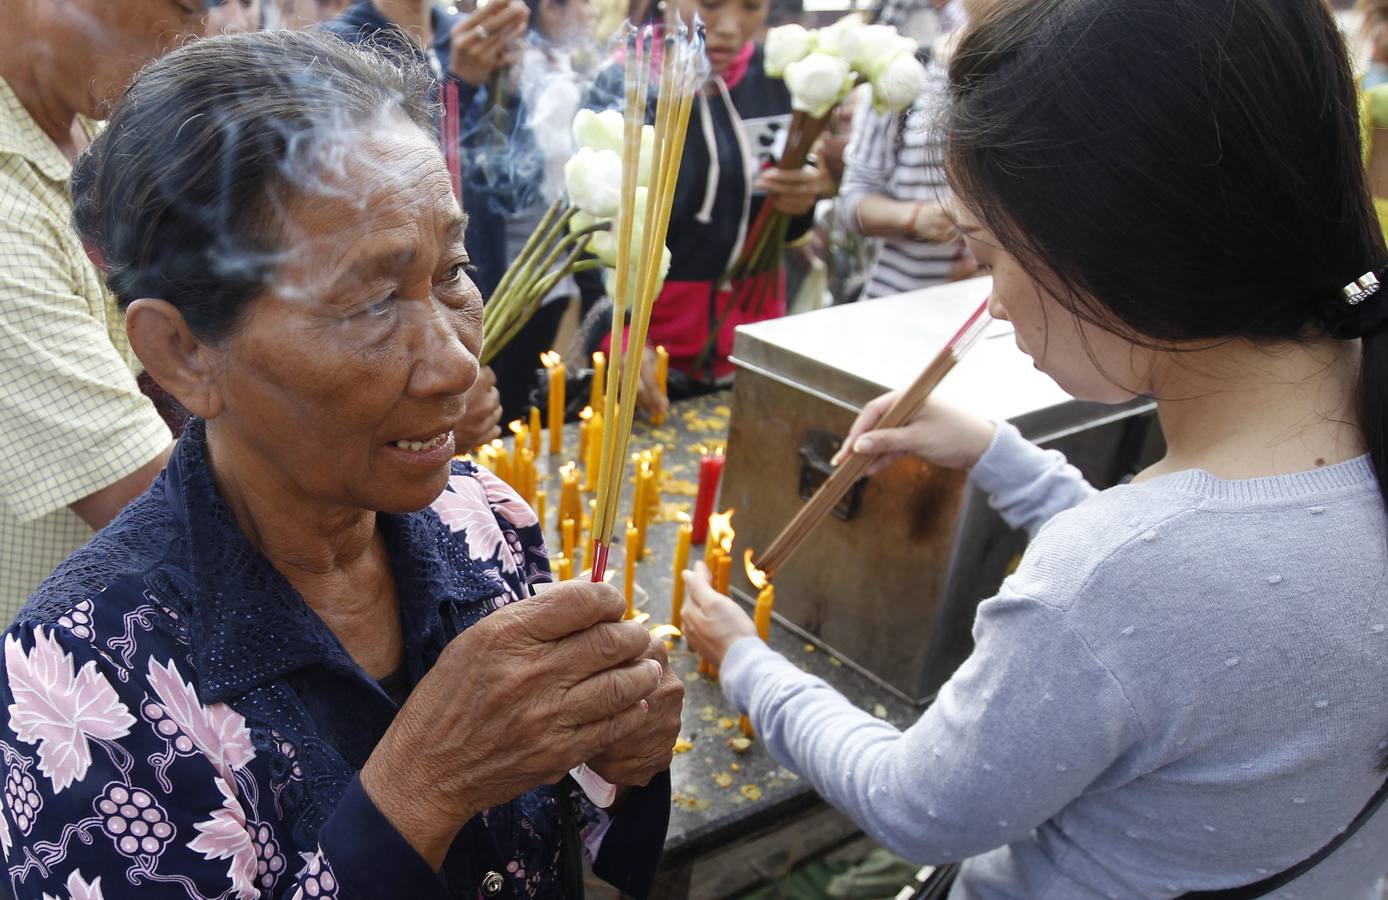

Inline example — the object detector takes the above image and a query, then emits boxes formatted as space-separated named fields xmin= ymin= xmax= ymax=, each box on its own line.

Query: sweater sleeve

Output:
xmin=719 ymin=582 xmax=1144 ymax=863
xmin=968 ymin=421 xmax=1097 ymax=539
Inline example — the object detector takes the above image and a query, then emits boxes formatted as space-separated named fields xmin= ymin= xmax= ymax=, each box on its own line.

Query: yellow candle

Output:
xmin=520 ymin=448 xmax=538 ymax=503
xmin=528 ymin=406 xmax=542 ymax=457
xmin=562 ymin=518 xmax=576 ymax=561
xmin=578 ymin=406 xmax=593 ymax=461
xmin=636 ymin=466 xmax=655 ymax=559
xmin=535 ymin=489 xmax=547 ymax=531
xmin=590 ymin=351 xmax=606 ymax=410
xmin=583 ymin=409 xmax=603 ymax=491
xmin=715 ymin=551 xmax=732 ymax=595
xmin=557 ymin=555 xmax=573 ymax=582
xmin=476 ymin=443 xmax=496 ymax=474
xmin=631 ymin=464 xmax=648 ymax=555
xmin=671 ymin=516 xmax=692 ymax=630
xmin=650 ymin=445 xmax=664 ymax=497
xmin=559 ymin=463 xmax=581 ymax=532
xmin=754 ymin=582 xmax=774 ymax=640
xmin=653 ymin=345 xmax=669 ymax=425
xmin=490 ymin=439 xmax=511 ymax=487
xmin=543 ymin=352 xmax=564 ymax=455
xmin=624 ymin=521 xmax=638 ymax=618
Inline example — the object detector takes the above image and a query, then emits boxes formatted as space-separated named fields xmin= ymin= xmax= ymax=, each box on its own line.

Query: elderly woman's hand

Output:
xmin=589 ymin=634 xmax=684 ymax=787
xmin=449 ymin=0 xmax=529 ymax=87
xmin=457 ymin=365 xmax=503 ymax=449
xmin=683 ymin=562 xmax=757 ymax=668
xmin=360 ymin=581 xmax=659 ymax=867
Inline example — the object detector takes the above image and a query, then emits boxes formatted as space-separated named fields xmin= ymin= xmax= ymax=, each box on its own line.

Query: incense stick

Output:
xmin=755 ymin=298 xmax=993 ymax=578
xmin=590 ymin=21 xmax=704 ymax=582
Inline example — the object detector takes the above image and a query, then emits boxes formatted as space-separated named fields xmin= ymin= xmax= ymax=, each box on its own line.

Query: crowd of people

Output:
xmin=0 ymin=0 xmax=1386 ymax=897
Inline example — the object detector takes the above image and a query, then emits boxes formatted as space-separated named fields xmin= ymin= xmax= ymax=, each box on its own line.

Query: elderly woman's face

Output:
xmin=208 ymin=125 xmax=483 ymax=514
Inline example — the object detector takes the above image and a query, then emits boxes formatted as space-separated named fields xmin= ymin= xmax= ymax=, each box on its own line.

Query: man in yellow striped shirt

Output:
xmin=0 ymin=3 xmax=209 ymax=618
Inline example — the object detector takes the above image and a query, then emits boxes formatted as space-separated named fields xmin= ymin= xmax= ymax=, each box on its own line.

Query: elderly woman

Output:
xmin=0 ymin=30 xmax=682 ymax=900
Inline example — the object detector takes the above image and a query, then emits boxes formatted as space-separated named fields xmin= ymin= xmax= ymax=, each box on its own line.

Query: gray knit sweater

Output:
xmin=721 ymin=422 xmax=1388 ymax=898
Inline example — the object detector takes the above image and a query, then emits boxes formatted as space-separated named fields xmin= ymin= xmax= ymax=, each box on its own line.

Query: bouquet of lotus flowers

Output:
xmin=481 ymin=108 xmax=672 ymax=365
xmin=696 ymin=16 xmax=927 ymax=366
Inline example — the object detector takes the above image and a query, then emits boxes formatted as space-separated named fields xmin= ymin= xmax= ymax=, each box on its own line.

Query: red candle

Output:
xmin=691 ymin=449 xmax=726 ymax=545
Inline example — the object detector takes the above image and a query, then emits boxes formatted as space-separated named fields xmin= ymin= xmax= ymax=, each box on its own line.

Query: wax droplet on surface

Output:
xmin=1313 ymin=699 xmax=1329 ymax=709
xmin=1224 ymin=657 xmax=1240 ymax=667
xmin=1121 ymin=625 xmax=1136 ymax=636
xmin=1267 ymin=574 xmax=1284 ymax=585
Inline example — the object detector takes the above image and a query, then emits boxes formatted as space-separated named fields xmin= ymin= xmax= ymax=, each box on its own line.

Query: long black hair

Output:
xmin=945 ymin=0 xmax=1388 ymax=768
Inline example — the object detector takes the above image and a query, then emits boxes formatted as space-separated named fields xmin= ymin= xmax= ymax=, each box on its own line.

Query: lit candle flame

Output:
xmin=580 ymin=406 xmax=594 ymax=422
xmin=541 ymin=351 xmax=563 ymax=370
xmin=707 ymin=509 xmax=735 ymax=546
xmin=508 ymin=419 xmax=525 ymax=436
xmin=743 ymin=549 xmax=769 ymax=590
xmin=676 ymin=510 xmax=691 ymax=524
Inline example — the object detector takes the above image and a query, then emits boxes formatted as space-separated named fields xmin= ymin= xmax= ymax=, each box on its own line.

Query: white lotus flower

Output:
xmin=589 ymin=231 xmax=617 ymax=266
xmin=583 ymin=185 xmax=659 ymax=269
xmin=815 ymin=14 xmax=864 ymax=60
xmin=783 ymin=53 xmax=856 ymax=119
xmin=564 ymin=146 xmax=623 ymax=218
xmin=572 ymin=108 xmax=624 ymax=154
xmin=603 ymin=246 xmax=672 ymax=298
xmin=570 ymin=209 xmax=601 ymax=235
xmin=851 ymin=25 xmax=918 ymax=80
xmin=871 ymin=53 xmax=929 ymax=113
xmin=638 ymin=124 xmax=655 ymax=187
xmin=765 ymin=24 xmax=813 ymax=78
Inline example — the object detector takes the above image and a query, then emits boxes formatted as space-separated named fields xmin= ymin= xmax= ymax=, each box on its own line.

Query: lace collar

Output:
xmin=164 ymin=419 xmax=489 ymax=704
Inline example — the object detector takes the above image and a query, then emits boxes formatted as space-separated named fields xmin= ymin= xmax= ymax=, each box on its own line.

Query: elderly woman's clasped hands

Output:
xmin=363 ymin=580 xmax=682 ymax=866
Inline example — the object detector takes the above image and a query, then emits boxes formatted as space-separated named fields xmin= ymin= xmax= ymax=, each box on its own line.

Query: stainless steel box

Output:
xmin=722 ymin=278 xmax=1163 ymax=706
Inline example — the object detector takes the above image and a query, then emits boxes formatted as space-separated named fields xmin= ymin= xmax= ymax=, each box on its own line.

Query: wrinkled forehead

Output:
xmin=263 ymin=124 xmax=461 ymax=297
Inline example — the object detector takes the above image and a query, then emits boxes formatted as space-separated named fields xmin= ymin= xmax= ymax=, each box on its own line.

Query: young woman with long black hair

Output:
xmin=684 ymin=1 xmax=1388 ymax=895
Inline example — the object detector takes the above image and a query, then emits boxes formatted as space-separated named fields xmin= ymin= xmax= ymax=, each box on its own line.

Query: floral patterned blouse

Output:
xmin=0 ymin=420 xmax=669 ymax=899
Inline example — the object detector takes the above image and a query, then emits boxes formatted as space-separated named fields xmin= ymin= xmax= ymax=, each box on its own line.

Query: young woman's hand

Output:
xmin=833 ymin=393 xmax=997 ymax=475
xmin=757 ymin=163 xmax=828 ymax=217
xmin=635 ymin=345 xmax=670 ymax=419
xmin=682 ymin=562 xmax=757 ymax=668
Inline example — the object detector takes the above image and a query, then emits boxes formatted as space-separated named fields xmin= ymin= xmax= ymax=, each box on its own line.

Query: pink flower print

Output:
xmin=474 ymin=467 xmax=541 ymax=529
xmin=4 ymin=761 xmax=42 ymax=835
xmin=145 ymin=658 xmax=255 ymax=784
xmin=50 ymin=869 xmax=105 ymax=900
xmin=5 ymin=629 xmax=136 ymax=794
xmin=251 ymin=820 xmax=286 ymax=893
xmin=188 ymin=777 xmax=258 ymax=900
xmin=95 ymin=782 xmax=174 ymax=858
xmin=291 ymin=849 xmax=339 ymax=900
xmin=56 ymin=601 xmax=95 ymax=643
xmin=433 ymin=477 xmax=510 ymax=568
xmin=142 ymin=700 xmax=195 ymax=756
xmin=0 ymin=790 xmax=10 ymax=861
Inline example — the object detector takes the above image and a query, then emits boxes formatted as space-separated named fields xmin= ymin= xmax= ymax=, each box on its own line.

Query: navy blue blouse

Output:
xmin=0 ymin=420 xmax=668 ymax=898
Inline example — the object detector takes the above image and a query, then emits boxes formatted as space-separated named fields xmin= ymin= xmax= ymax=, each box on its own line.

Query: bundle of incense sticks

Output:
xmin=589 ymin=18 xmax=704 ymax=582
xmin=754 ymin=298 xmax=993 ymax=578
